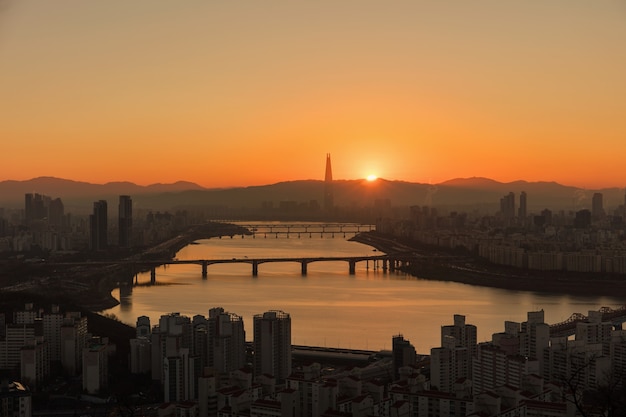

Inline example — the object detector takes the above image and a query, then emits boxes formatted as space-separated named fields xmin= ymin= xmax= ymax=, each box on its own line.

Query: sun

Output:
xmin=366 ymin=174 xmax=378 ymax=182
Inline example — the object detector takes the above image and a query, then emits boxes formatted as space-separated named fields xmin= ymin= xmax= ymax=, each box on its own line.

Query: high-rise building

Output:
xmin=207 ymin=307 xmax=246 ymax=375
xmin=324 ymin=154 xmax=334 ymax=213
xmin=0 ymin=324 xmax=36 ymax=369
xmin=151 ymin=313 xmax=200 ymax=401
xmin=136 ymin=316 xmax=151 ymax=338
xmin=60 ymin=313 xmax=88 ymax=376
xmin=82 ymin=338 xmax=109 ymax=394
xmin=48 ymin=198 xmax=65 ymax=230
xmin=89 ymin=200 xmax=108 ymax=250
xmin=518 ymin=191 xmax=527 ymax=221
xmin=499 ymin=192 xmax=516 ymax=221
xmin=441 ymin=314 xmax=478 ymax=358
xmin=43 ymin=305 xmax=63 ymax=362
xmin=118 ymin=195 xmax=132 ymax=248
xmin=431 ymin=315 xmax=477 ymax=393
xmin=592 ymin=192 xmax=604 ymax=220
xmin=254 ymin=310 xmax=291 ymax=381
xmin=20 ymin=337 xmax=49 ymax=391
xmin=24 ymin=193 xmax=47 ymax=226
xmin=520 ymin=310 xmax=550 ymax=362
xmin=392 ymin=334 xmax=416 ymax=380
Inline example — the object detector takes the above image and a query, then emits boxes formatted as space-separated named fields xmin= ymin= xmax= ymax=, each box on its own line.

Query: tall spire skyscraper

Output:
xmin=324 ymin=153 xmax=334 ymax=212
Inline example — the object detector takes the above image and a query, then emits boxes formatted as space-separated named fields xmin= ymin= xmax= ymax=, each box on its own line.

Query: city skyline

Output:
xmin=1 ymin=1 xmax=625 ymax=189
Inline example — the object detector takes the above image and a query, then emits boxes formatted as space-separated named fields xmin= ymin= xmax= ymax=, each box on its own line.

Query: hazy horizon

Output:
xmin=2 ymin=173 xmax=626 ymax=191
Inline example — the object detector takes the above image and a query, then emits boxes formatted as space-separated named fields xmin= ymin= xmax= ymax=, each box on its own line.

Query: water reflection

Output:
xmin=107 ymin=234 xmax=622 ymax=352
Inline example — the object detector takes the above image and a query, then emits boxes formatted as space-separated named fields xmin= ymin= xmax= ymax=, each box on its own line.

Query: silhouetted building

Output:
xmin=574 ymin=209 xmax=591 ymax=228
xmin=118 ymin=195 xmax=132 ymax=248
xmin=518 ymin=191 xmax=527 ymax=221
xmin=254 ymin=310 xmax=291 ymax=381
xmin=592 ymin=192 xmax=604 ymax=221
xmin=207 ymin=307 xmax=246 ymax=375
xmin=48 ymin=198 xmax=65 ymax=230
xmin=392 ymin=334 xmax=416 ymax=380
xmin=24 ymin=193 xmax=48 ymax=226
xmin=324 ymin=153 xmax=334 ymax=213
xmin=500 ymin=192 xmax=515 ymax=221
xmin=89 ymin=200 xmax=108 ymax=250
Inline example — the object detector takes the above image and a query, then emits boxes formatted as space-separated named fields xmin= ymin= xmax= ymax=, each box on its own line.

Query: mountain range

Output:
xmin=0 ymin=176 xmax=623 ymax=215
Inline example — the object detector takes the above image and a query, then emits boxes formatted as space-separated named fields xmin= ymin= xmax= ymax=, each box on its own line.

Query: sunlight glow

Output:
xmin=366 ymin=174 xmax=378 ymax=182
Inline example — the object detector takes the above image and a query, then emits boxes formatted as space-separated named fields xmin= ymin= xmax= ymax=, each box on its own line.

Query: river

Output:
xmin=106 ymin=225 xmax=623 ymax=353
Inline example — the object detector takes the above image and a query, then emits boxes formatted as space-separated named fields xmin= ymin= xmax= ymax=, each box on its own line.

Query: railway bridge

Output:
xmin=549 ymin=305 xmax=626 ymax=337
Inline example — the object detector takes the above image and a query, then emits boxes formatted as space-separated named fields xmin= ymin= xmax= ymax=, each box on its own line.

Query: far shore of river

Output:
xmin=350 ymin=231 xmax=626 ymax=300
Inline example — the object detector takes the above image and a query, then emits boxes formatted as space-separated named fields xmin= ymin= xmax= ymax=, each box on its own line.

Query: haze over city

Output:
xmin=1 ymin=1 xmax=626 ymax=189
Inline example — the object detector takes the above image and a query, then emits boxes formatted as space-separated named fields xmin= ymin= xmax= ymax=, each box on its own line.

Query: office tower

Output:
xmin=24 ymin=193 xmax=47 ymax=226
xmin=324 ymin=153 xmax=334 ymax=212
xmin=499 ymin=192 xmax=515 ymax=221
xmin=574 ymin=209 xmax=592 ymax=228
xmin=518 ymin=191 xmax=527 ymax=220
xmin=118 ymin=195 xmax=133 ymax=248
xmin=254 ymin=310 xmax=291 ymax=381
xmin=207 ymin=307 xmax=246 ymax=375
xmin=48 ymin=198 xmax=65 ymax=230
xmin=89 ymin=200 xmax=108 ymax=250
xmin=592 ymin=192 xmax=604 ymax=220
xmin=392 ymin=334 xmax=416 ymax=380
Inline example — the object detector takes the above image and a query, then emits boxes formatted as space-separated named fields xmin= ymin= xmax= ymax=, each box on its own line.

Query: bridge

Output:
xmin=233 ymin=223 xmax=375 ymax=238
xmin=549 ymin=305 xmax=626 ymax=337
xmin=50 ymin=254 xmax=406 ymax=283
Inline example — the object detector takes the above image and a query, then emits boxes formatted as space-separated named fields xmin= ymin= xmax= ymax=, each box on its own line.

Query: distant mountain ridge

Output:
xmin=0 ymin=176 xmax=623 ymax=214
xmin=0 ymin=176 xmax=206 ymax=199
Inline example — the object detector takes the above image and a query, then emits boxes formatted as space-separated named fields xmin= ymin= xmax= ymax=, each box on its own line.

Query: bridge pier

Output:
xmin=202 ymin=261 xmax=207 ymax=278
xmin=150 ymin=267 xmax=156 ymax=285
xmin=252 ymin=261 xmax=258 ymax=277
xmin=382 ymin=259 xmax=388 ymax=272
xmin=301 ymin=262 xmax=308 ymax=276
xmin=349 ymin=260 xmax=356 ymax=275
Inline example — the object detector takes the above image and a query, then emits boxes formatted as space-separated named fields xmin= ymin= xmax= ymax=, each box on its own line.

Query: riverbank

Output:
xmin=92 ymin=223 xmax=252 ymax=310
xmin=0 ymin=222 xmax=251 ymax=311
xmin=351 ymin=231 xmax=626 ymax=299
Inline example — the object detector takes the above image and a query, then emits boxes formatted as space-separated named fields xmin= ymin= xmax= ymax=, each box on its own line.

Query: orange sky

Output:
xmin=1 ymin=1 xmax=625 ymax=189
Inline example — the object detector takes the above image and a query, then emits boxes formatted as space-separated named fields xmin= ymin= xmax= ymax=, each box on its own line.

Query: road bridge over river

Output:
xmin=49 ymin=254 xmax=405 ymax=282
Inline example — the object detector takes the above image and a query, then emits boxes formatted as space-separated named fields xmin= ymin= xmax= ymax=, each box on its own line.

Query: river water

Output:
xmin=107 ymin=226 xmax=623 ymax=353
